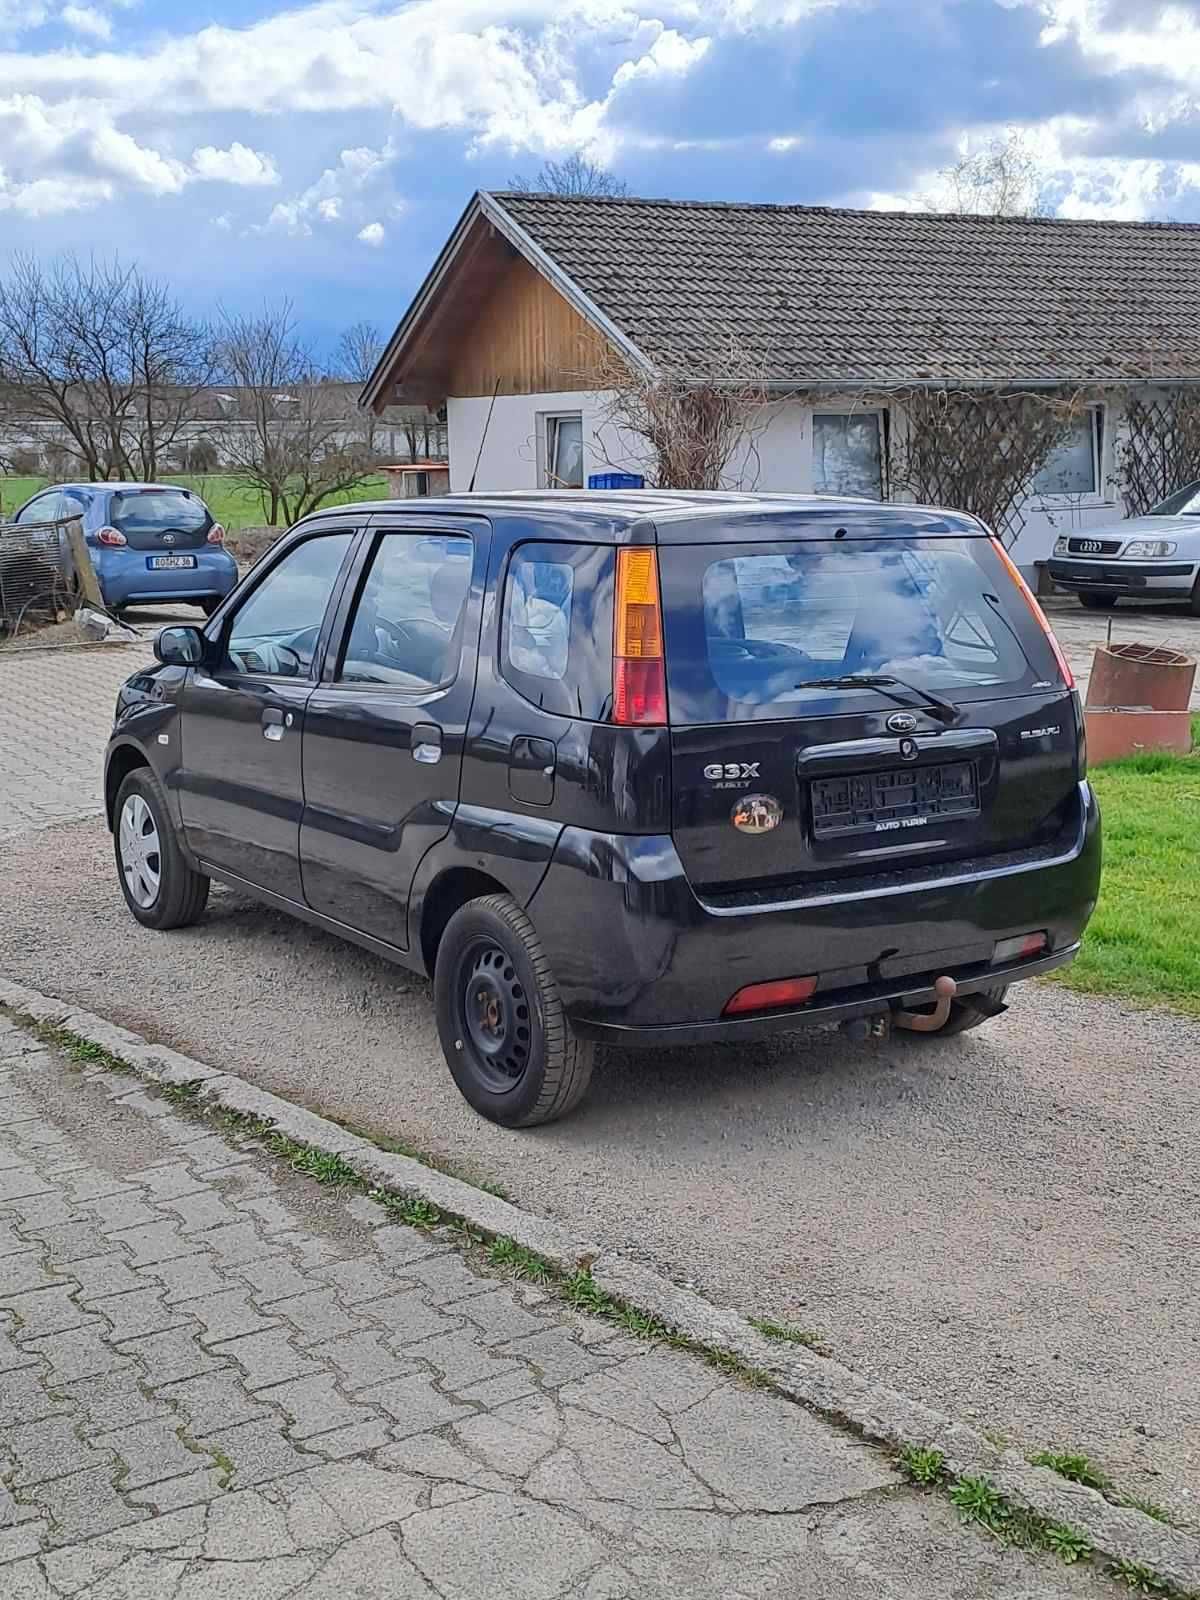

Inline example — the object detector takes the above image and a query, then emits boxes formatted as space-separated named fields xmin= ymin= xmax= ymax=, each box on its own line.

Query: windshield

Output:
xmin=110 ymin=490 xmax=211 ymax=533
xmin=662 ymin=537 xmax=1048 ymax=725
xmin=1146 ymin=481 xmax=1200 ymax=517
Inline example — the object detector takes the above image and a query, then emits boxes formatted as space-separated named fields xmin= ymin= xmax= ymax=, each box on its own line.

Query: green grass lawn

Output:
xmin=1 ymin=473 xmax=390 ymax=530
xmin=1051 ymin=728 xmax=1200 ymax=1015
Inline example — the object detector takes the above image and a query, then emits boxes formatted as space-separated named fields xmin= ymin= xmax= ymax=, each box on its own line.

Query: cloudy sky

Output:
xmin=4 ymin=0 xmax=1200 ymax=347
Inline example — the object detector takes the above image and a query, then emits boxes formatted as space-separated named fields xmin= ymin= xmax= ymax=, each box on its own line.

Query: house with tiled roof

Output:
xmin=362 ymin=191 xmax=1200 ymax=571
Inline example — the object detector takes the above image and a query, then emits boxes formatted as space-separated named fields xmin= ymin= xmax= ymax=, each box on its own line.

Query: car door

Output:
xmin=177 ymin=525 xmax=360 ymax=900
xmin=299 ymin=519 xmax=489 ymax=947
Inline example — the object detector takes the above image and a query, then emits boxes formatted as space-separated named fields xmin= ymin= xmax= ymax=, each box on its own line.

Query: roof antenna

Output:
xmin=468 ymin=379 xmax=501 ymax=493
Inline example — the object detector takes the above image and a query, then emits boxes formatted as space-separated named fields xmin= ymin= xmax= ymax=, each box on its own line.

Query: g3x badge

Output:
xmin=704 ymin=761 xmax=760 ymax=791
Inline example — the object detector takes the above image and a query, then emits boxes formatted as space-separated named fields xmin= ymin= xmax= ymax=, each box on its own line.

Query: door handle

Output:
xmin=262 ymin=707 xmax=292 ymax=743
xmin=411 ymin=723 xmax=443 ymax=765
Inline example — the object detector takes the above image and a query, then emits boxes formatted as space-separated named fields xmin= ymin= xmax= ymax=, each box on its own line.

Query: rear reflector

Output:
xmin=993 ymin=931 xmax=1047 ymax=964
xmin=990 ymin=538 xmax=1075 ymax=689
xmin=723 ymin=976 xmax=818 ymax=1017
xmin=613 ymin=547 xmax=667 ymax=724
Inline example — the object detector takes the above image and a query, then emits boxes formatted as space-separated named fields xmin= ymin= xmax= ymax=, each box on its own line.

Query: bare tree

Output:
xmin=588 ymin=334 xmax=774 ymax=490
xmin=215 ymin=300 xmax=376 ymax=525
xmin=335 ymin=320 xmax=385 ymax=384
xmin=932 ymin=128 xmax=1051 ymax=218
xmin=0 ymin=254 xmax=214 ymax=481
xmin=508 ymin=152 xmax=629 ymax=199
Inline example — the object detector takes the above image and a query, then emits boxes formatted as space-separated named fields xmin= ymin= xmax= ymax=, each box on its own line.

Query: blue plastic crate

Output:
xmin=587 ymin=472 xmax=645 ymax=490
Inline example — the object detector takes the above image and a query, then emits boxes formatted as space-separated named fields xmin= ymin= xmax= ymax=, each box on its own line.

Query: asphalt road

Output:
xmin=2 ymin=814 xmax=1198 ymax=1525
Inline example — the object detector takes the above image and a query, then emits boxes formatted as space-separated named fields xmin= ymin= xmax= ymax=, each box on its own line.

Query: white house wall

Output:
xmin=445 ymin=390 xmax=1134 ymax=575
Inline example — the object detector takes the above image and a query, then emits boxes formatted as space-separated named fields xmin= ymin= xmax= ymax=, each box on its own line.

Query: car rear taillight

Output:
xmin=206 ymin=524 xmax=225 ymax=544
xmin=95 ymin=526 xmax=127 ymax=547
xmin=613 ymin=547 xmax=667 ymax=725
xmin=993 ymin=931 xmax=1047 ymax=964
xmin=723 ymin=976 xmax=818 ymax=1017
xmin=990 ymin=537 xmax=1074 ymax=689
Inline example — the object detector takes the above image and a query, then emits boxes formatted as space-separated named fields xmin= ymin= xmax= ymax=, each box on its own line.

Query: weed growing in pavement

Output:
xmin=375 ymin=1192 xmax=442 ymax=1229
xmin=21 ymin=1019 xmax=134 ymax=1075
xmin=1031 ymin=1449 xmax=1111 ymax=1492
xmin=487 ymin=1236 xmax=554 ymax=1282
xmin=323 ymin=1110 xmax=511 ymax=1200
xmin=1042 ymin=1524 xmax=1093 ymax=1565
xmin=1125 ymin=1498 xmax=1176 ymax=1526
xmin=1108 ymin=1558 xmax=1173 ymax=1593
xmin=749 ymin=1316 xmax=829 ymax=1355
xmin=159 ymin=1079 xmax=205 ymax=1108
xmin=950 ymin=1475 xmax=1010 ymax=1535
xmin=899 ymin=1446 xmax=946 ymax=1486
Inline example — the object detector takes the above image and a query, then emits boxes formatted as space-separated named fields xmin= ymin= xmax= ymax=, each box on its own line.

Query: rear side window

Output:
xmin=111 ymin=490 xmax=210 ymax=534
xmin=338 ymin=533 xmax=473 ymax=690
xmin=663 ymin=536 xmax=1050 ymax=724
xmin=500 ymin=542 xmax=614 ymax=719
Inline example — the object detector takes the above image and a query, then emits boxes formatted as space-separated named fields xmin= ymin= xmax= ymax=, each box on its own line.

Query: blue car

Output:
xmin=10 ymin=481 xmax=239 ymax=616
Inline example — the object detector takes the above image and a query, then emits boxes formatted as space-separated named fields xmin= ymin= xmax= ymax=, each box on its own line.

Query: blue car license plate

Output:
xmin=148 ymin=555 xmax=197 ymax=570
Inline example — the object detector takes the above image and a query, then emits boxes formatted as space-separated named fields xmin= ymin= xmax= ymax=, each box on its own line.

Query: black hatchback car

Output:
xmin=105 ymin=493 xmax=1100 ymax=1126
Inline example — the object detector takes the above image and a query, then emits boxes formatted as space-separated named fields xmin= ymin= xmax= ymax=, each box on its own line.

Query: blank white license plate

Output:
xmin=148 ymin=555 xmax=197 ymax=569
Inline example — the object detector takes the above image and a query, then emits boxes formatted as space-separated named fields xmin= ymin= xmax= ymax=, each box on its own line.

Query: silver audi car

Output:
xmin=1047 ymin=481 xmax=1200 ymax=612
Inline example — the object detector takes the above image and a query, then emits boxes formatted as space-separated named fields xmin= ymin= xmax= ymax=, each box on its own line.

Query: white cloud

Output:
xmin=317 ymin=196 xmax=341 ymax=219
xmin=60 ymin=4 xmax=111 ymax=39
xmin=357 ymin=220 xmax=385 ymax=245
xmin=265 ymin=141 xmax=393 ymax=235
xmin=192 ymin=142 xmax=280 ymax=186
xmin=89 ymin=125 xmax=187 ymax=193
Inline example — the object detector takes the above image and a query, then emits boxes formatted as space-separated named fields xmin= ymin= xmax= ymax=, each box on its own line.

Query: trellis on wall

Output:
xmin=1119 ymin=388 xmax=1200 ymax=516
xmin=884 ymin=388 xmax=1087 ymax=546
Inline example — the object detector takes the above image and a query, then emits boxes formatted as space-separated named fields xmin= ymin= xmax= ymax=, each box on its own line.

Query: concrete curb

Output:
xmin=4 ymin=974 xmax=1198 ymax=1592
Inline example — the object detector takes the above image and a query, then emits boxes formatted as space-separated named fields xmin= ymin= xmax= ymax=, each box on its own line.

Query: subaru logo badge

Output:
xmin=886 ymin=712 xmax=918 ymax=734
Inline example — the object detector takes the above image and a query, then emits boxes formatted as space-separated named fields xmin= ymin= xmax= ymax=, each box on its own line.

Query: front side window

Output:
xmin=224 ymin=532 xmax=353 ymax=678
xmin=1031 ymin=410 xmax=1102 ymax=497
xmin=543 ymin=413 xmax=584 ymax=489
xmin=812 ymin=413 xmax=883 ymax=498
xmin=338 ymin=533 xmax=472 ymax=689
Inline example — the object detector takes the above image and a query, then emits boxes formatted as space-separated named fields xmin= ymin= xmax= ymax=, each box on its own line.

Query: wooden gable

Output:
xmin=447 ymin=255 xmax=605 ymax=399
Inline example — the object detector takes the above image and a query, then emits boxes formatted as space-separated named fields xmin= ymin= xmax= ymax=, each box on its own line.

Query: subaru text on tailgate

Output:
xmin=104 ymin=493 xmax=1101 ymax=1126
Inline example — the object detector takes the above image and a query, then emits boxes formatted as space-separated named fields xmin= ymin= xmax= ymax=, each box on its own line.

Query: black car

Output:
xmin=105 ymin=493 xmax=1101 ymax=1126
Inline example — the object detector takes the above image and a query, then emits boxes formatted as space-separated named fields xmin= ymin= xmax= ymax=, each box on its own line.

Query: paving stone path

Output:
xmin=0 ymin=1015 xmax=1111 ymax=1597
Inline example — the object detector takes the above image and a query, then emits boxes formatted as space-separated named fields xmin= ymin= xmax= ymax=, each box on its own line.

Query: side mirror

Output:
xmin=154 ymin=625 xmax=206 ymax=667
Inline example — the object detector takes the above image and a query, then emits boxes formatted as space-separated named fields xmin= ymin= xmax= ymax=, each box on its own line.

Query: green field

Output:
xmin=1050 ymin=730 xmax=1200 ymax=1015
xmin=0 ymin=473 xmax=390 ymax=531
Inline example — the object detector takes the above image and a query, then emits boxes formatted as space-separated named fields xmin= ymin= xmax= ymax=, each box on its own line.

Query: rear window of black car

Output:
xmin=110 ymin=490 xmax=211 ymax=534
xmin=660 ymin=536 xmax=1051 ymax=725
xmin=500 ymin=541 xmax=615 ymax=720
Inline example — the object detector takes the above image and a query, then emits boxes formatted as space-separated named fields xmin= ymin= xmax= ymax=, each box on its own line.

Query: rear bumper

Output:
xmin=526 ymin=781 xmax=1101 ymax=1047
xmin=1047 ymin=558 xmax=1198 ymax=597
xmin=94 ymin=547 xmax=239 ymax=606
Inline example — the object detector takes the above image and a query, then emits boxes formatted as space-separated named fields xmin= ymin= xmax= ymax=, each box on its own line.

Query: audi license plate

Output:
xmin=811 ymin=762 xmax=979 ymax=839
xmin=148 ymin=555 xmax=197 ymax=569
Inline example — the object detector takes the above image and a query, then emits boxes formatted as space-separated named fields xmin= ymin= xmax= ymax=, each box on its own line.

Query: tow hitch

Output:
xmin=893 ymin=975 xmax=958 ymax=1033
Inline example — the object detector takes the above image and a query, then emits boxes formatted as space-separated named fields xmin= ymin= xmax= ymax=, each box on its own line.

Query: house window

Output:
xmin=1031 ymin=409 xmax=1103 ymax=498
xmin=543 ymin=413 xmax=584 ymax=489
xmin=812 ymin=412 xmax=884 ymax=498
xmin=412 ymin=471 xmax=430 ymax=497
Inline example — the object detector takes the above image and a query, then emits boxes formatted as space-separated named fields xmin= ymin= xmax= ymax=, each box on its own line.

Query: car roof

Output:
xmin=295 ymin=490 xmax=986 ymax=542
xmin=53 ymin=482 xmax=206 ymax=494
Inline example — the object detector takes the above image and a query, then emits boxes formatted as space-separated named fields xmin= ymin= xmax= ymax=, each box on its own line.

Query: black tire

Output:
xmin=1079 ymin=591 xmax=1118 ymax=611
xmin=200 ymin=597 xmax=221 ymax=617
xmin=909 ymin=985 xmax=1010 ymax=1038
xmin=434 ymin=894 xmax=595 ymax=1127
xmin=1190 ymin=576 xmax=1200 ymax=618
xmin=113 ymin=768 xmax=209 ymax=931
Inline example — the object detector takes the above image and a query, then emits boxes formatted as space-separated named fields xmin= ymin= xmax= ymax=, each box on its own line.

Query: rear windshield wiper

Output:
xmin=804 ymin=674 xmax=962 ymax=727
